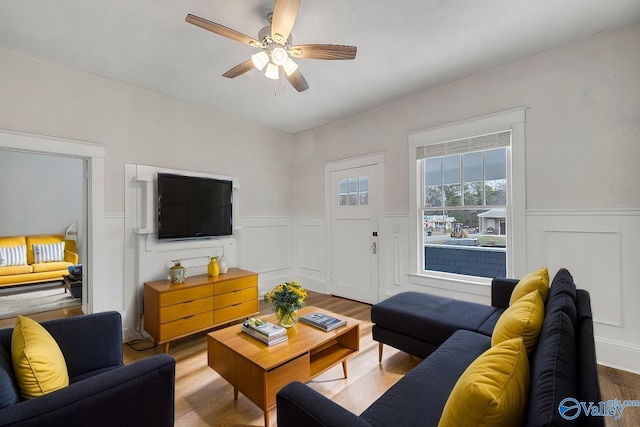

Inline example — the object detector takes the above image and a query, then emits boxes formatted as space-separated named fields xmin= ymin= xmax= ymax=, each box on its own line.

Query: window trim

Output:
xmin=408 ymin=108 xmax=527 ymax=288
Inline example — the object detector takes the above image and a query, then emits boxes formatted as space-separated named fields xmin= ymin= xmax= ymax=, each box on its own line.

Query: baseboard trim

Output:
xmin=596 ymin=337 xmax=640 ymax=375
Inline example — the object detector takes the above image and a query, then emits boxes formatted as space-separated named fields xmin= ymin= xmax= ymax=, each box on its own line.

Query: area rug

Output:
xmin=0 ymin=287 xmax=80 ymax=319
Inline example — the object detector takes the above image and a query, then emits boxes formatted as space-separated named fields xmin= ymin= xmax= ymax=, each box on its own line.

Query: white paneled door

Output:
xmin=328 ymin=165 xmax=379 ymax=304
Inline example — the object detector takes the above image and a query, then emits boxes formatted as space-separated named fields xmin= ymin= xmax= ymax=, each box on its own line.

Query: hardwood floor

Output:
xmin=1 ymin=292 xmax=638 ymax=426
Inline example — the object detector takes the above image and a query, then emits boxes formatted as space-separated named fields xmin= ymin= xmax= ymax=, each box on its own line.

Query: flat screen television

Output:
xmin=157 ymin=173 xmax=233 ymax=240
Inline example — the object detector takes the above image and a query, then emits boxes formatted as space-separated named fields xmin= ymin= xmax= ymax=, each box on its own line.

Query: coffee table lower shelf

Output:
xmin=207 ymin=307 xmax=360 ymax=426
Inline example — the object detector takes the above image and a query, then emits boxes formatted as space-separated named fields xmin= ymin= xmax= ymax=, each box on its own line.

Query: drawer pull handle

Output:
xmin=183 ymin=300 xmax=194 ymax=304
xmin=183 ymin=315 xmax=194 ymax=319
xmin=232 ymin=303 xmax=242 ymax=306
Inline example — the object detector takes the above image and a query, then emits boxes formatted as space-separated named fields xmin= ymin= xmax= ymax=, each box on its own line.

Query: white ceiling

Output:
xmin=1 ymin=1 xmax=640 ymax=134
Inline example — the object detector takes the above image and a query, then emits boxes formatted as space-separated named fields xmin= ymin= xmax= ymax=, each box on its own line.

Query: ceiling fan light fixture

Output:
xmin=271 ymin=46 xmax=288 ymax=66
xmin=265 ymin=62 xmax=279 ymax=80
xmin=251 ymin=51 xmax=269 ymax=71
xmin=282 ymin=57 xmax=299 ymax=76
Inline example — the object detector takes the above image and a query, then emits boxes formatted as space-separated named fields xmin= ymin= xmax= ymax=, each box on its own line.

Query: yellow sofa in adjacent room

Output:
xmin=0 ymin=235 xmax=78 ymax=287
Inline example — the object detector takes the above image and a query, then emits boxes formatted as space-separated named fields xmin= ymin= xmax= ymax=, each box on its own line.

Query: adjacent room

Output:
xmin=1 ymin=0 xmax=639 ymax=426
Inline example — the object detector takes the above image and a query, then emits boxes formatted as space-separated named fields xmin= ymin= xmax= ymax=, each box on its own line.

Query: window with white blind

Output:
xmin=419 ymin=131 xmax=510 ymax=278
xmin=408 ymin=108 xmax=527 ymax=284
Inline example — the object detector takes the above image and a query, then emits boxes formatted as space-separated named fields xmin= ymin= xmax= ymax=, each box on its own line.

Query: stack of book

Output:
xmin=241 ymin=318 xmax=288 ymax=346
xmin=300 ymin=312 xmax=347 ymax=331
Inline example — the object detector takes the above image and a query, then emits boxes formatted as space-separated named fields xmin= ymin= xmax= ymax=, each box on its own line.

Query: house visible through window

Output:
xmin=418 ymin=131 xmax=510 ymax=278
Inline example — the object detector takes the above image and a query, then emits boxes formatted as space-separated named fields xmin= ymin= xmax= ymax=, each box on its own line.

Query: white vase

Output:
xmin=218 ymin=256 xmax=228 ymax=274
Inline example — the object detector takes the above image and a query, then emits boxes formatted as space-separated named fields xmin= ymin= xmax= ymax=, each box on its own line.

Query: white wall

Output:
xmin=0 ymin=150 xmax=83 ymax=240
xmin=0 ymin=46 xmax=296 ymax=335
xmin=293 ymin=23 xmax=640 ymax=373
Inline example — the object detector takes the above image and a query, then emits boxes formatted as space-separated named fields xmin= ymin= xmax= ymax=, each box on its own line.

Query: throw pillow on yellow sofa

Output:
xmin=438 ymin=337 xmax=530 ymax=427
xmin=509 ymin=267 xmax=549 ymax=305
xmin=11 ymin=315 xmax=69 ymax=399
xmin=492 ymin=290 xmax=545 ymax=353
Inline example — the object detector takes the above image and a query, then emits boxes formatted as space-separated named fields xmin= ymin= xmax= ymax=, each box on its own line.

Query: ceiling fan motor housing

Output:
xmin=258 ymin=25 xmax=292 ymax=48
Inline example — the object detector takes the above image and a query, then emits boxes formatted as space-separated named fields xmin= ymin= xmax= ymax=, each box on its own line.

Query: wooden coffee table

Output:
xmin=207 ymin=306 xmax=360 ymax=426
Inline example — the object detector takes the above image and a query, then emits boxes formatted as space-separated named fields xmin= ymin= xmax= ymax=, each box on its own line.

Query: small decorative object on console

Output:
xmin=300 ymin=312 xmax=347 ymax=331
xmin=207 ymin=256 xmax=220 ymax=277
xmin=266 ymin=281 xmax=307 ymax=328
xmin=168 ymin=260 xmax=187 ymax=283
xmin=218 ymin=255 xmax=228 ymax=274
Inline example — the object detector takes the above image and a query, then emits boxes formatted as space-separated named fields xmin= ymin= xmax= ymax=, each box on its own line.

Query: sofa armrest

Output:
xmin=40 ymin=312 xmax=124 ymax=379
xmin=491 ymin=278 xmax=519 ymax=308
xmin=277 ymin=381 xmax=373 ymax=427
xmin=0 ymin=354 xmax=175 ymax=427
xmin=64 ymin=250 xmax=78 ymax=265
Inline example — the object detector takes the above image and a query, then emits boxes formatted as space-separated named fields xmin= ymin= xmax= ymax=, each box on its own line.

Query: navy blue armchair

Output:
xmin=0 ymin=311 xmax=175 ymax=427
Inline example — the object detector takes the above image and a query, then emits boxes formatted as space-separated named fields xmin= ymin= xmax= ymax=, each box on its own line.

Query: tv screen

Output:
xmin=157 ymin=173 xmax=232 ymax=240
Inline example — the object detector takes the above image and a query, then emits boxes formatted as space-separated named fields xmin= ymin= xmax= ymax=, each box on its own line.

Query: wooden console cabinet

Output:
xmin=144 ymin=268 xmax=258 ymax=353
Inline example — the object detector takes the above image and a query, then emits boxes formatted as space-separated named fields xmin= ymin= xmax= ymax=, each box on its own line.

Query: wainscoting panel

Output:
xmin=291 ymin=217 xmax=326 ymax=294
xmin=527 ymin=209 xmax=640 ymax=373
xmin=544 ymin=230 xmax=622 ymax=327
xmin=104 ymin=214 xmax=126 ymax=314
xmin=241 ymin=217 xmax=291 ymax=278
xmin=297 ymin=224 xmax=323 ymax=272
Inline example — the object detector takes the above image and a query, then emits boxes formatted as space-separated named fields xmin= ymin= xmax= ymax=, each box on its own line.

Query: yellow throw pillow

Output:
xmin=438 ymin=337 xmax=530 ymax=427
xmin=492 ymin=290 xmax=545 ymax=353
xmin=509 ymin=267 xmax=550 ymax=305
xmin=11 ymin=315 xmax=69 ymax=399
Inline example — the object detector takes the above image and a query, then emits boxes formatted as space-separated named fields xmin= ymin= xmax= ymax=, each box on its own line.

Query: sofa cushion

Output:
xmin=0 ymin=265 xmax=33 ymax=276
xmin=545 ymin=268 xmax=577 ymax=326
xmin=25 ymin=235 xmax=65 ymax=265
xmin=438 ymin=337 xmax=530 ymax=427
xmin=526 ymin=311 xmax=577 ymax=427
xmin=575 ymin=289 xmax=602 ymax=419
xmin=31 ymin=261 xmax=72 ymax=273
xmin=32 ymin=242 xmax=65 ymax=263
xmin=0 ymin=245 xmax=27 ymax=267
xmin=509 ymin=267 xmax=550 ymax=305
xmin=0 ymin=344 xmax=20 ymax=409
xmin=11 ymin=315 xmax=69 ymax=399
xmin=492 ymin=290 xmax=545 ymax=353
xmin=371 ymin=292 xmax=500 ymax=347
xmin=361 ymin=330 xmax=491 ymax=427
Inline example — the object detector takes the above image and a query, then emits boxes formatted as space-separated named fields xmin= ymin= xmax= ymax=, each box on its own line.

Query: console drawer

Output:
xmin=160 ymin=297 xmax=213 ymax=323
xmin=214 ymin=299 xmax=259 ymax=324
xmin=214 ymin=287 xmax=257 ymax=308
xmin=160 ymin=311 xmax=213 ymax=340
xmin=214 ymin=276 xmax=257 ymax=294
xmin=159 ymin=285 xmax=212 ymax=306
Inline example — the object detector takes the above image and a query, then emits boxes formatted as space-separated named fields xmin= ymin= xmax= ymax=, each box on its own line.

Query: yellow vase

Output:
xmin=207 ymin=256 xmax=220 ymax=277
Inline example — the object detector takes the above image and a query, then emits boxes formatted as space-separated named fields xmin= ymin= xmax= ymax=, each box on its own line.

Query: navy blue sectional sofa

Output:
xmin=0 ymin=311 xmax=175 ymax=427
xmin=277 ymin=268 xmax=603 ymax=427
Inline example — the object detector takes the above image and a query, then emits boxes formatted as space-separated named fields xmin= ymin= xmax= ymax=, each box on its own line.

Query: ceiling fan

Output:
xmin=185 ymin=0 xmax=357 ymax=92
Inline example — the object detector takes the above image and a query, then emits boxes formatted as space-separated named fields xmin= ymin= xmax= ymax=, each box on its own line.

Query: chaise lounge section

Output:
xmin=277 ymin=268 xmax=603 ymax=426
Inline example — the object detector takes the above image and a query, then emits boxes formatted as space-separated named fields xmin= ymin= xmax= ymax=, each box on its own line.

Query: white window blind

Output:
xmin=416 ymin=130 xmax=511 ymax=159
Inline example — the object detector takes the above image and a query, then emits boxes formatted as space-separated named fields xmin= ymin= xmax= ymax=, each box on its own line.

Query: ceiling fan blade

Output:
xmin=289 ymin=44 xmax=357 ymax=60
xmin=186 ymin=14 xmax=262 ymax=48
xmin=285 ymin=68 xmax=309 ymax=92
xmin=222 ymin=59 xmax=255 ymax=78
xmin=271 ymin=0 xmax=300 ymax=45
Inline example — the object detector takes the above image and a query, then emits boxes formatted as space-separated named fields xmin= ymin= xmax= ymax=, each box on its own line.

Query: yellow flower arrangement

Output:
xmin=266 ymin=281 xmax=307 ymax=313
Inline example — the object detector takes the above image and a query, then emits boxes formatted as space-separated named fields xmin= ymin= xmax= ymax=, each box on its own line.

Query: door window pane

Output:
xmin=338 ymin=176 xmax=369 ymax=207
xmin=338 ymin=179 xmax=347 ymax=206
